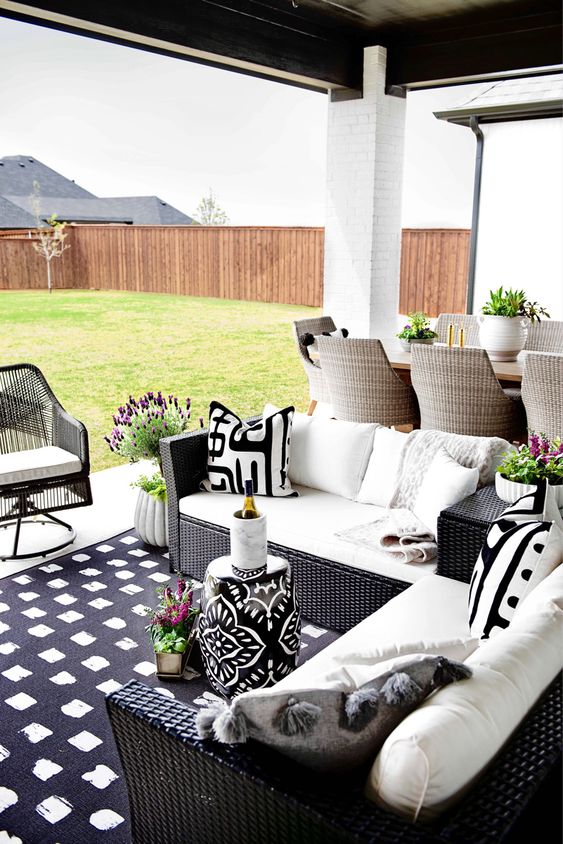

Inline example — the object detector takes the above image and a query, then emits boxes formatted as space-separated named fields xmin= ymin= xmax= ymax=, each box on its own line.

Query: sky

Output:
xmin=0 ymin=16 xmax=480 ymax=227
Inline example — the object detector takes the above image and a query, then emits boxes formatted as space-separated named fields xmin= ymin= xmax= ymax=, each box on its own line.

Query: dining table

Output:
xmin=309 ymin=339 xmax=524 ymax=384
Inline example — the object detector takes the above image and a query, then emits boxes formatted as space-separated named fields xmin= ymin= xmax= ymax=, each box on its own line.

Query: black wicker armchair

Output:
xmin=0 ymin=363 xmax=91 ymax=561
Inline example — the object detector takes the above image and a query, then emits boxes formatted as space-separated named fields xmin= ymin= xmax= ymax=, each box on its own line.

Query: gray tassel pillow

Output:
xmin=196 ymin=655 xmax=471 ymax=773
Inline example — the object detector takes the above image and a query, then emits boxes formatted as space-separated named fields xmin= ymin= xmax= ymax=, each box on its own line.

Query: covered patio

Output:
xmin=0 ymin=2 xmax=562 ymax=843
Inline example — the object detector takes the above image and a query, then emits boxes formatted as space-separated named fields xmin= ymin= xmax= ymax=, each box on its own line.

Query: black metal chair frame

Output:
xmin=0 ymin=363 xmax=92 ymax=561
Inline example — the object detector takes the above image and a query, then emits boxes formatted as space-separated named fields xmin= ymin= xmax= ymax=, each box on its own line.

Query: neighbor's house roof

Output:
xmin=0 ymin=155 xmax=193 ymax=228
xmin=0 ymin=195 xmax=37 ymax=229
xmin=4 ymin=195 xmax=193 ymax=226
xmin=435 ymin=73 xmax=563 ymax=125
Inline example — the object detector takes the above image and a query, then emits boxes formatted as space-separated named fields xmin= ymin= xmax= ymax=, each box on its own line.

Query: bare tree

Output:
xmin=192 ymin=189 xmax=229 ymax=225
xmin=30 ymin=180 xmax=71 ymax=293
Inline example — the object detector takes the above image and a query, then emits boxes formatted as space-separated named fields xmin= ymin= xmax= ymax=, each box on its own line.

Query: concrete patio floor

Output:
xmin=0 ymin=461 xmax=153 ymax=578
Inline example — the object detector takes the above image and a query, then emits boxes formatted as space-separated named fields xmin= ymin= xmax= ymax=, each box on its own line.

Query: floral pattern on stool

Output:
xmin=198 ymin=558 xmax=301 ymax=698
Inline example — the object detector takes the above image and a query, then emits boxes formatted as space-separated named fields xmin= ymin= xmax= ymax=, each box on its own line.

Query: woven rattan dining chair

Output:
xmin=410 ymin=344 xmax=526 ymax=441
xmin=525 ymin=320 xmax=563 ymax=354
xmin=435 ymin=313 xmax=481 ymax=346
xmin=317 ymin=337 xmax=419 ymax=427
xmin=292 ymin=315 xmax=336 ymax=415
xmin=521 ymin=353 xmax=563 ymax=441
xmin=0 ymin=363 xmax=91 ymax=561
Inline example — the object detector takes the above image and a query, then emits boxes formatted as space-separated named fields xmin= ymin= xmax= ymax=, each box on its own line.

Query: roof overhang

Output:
xmin=0 ymin=0 xmax=561 ymax=96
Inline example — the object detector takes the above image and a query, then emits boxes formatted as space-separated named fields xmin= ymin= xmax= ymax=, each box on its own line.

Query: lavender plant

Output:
xmin=497 ymin=433 xmax=563 ymax=486
xmin=105 ymin=391 xmax=202 ymax=497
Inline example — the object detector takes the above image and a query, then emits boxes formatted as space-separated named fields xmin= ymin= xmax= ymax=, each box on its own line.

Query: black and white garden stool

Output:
xmin=198 ymin=555 xmax=301 ymax=698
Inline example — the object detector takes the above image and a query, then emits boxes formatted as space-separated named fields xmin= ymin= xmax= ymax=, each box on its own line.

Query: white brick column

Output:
xmin=323 ymin=46 xmax=406 ymax=337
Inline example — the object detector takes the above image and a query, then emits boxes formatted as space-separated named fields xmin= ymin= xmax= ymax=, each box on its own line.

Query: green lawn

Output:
xmin=0 ymin=290 xmax=318 ymax=471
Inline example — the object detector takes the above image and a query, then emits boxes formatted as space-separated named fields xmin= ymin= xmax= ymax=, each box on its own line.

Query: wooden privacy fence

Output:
xmin=0 ymin=225 xmax=324 ymax=307
xmin=0 ymin=225 xmax=470 ymax=314
xmin=399 ymin=228 xmax=470 ymax=316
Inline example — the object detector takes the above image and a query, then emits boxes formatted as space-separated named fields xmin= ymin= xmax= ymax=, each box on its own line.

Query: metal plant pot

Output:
xmin=399 ymin=337 xmax=436 ymax=352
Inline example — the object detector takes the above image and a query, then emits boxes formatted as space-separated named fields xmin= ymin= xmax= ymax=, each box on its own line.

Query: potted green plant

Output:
xmin=479 ymin=287 xmax=549 ymax=361
xmin=396 ymin=312 xmax=438 ymax=352
xmin=105 ymin=392 xmax=200 ymax=547
xmin=144 ymin=576 xmax=200 ymax=678
xmin=495 ymin=433 xmax=563 ymax=509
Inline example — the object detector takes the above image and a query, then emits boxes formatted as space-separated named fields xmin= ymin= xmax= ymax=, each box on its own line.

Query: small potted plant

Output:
xmin=496 ymin=433 xmax=563 ymax=509
xmin=105 ymin=392 xmax=202 ymax=547
xmin=144 ymin=576 xmax=200 ymax=678
xmin=479 ymin=287 xmax=549 ymax=361
xmin=397 ymin=312 xmax=438 ymax=352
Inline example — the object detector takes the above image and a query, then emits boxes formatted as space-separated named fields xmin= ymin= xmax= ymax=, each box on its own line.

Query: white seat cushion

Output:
xmin=275 ymin=574 xmax=477 ymax=692
xmin=366 ymin=565 xmax=563 ymax=822
xmin=0 ymin=446 xmax=82 ymax=486
xmin=179 ymin=485 xmax=436 ymax=584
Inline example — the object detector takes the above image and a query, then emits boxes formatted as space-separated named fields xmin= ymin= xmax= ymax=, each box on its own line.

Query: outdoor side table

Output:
xmin=198 ymin=554 xmax=301 ymax=698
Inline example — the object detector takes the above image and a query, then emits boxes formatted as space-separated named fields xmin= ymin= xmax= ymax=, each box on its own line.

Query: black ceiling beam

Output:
xmin=384 ymin=12 xmax=563 ymax=91
xmin=0 ymin=0 xmax=363 ymax=92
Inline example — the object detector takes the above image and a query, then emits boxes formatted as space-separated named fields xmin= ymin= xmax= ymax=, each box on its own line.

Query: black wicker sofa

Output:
xmin=106 ymin=427 xmax=562 ymax=843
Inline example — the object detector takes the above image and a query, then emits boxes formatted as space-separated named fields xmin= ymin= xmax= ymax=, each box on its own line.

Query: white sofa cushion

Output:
xmin=412 ymin=447 xmax=479 ymax=536
xmin=179 ymin=485 xmax=436 ymax=583
xmin=356 ymin=427 xmax=408 ymax=507
xmin=0 ymin=446 xmax=82 ymax=486
xmin=366 ymin=565 xmax=563 ymax=822
xmin=275 ymin=574 xmax=477 ymax=692
xmin=264 ymin=404 xmax=378 ymax=501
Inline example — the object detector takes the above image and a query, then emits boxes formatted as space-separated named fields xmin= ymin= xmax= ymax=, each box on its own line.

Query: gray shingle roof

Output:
xmin=435 ymin=73 xmax=563 ymax=125
xmin=0 ymin=156 xmax=194 ymax=227
xmin=0 ymin=155 xmax=95 ymax=199
xmin=0 ymin=195 xmax=37 ymax=229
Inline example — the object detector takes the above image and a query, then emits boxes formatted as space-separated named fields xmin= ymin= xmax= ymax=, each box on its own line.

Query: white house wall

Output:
xmin=474 ymin=118 xmax=563 ymax=319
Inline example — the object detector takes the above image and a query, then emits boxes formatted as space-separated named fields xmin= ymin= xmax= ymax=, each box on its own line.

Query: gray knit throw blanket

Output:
xmin=389 ymin=429 xmax=515 ymax=511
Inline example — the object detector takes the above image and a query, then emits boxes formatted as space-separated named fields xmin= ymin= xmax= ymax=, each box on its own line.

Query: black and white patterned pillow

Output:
xmin=300 ymin=328 xmax=349 ymax=365
xmin=468 ymin=484 xmax=563 ymax=640
xmin=203 ymin=401 xmax=297 ymax=497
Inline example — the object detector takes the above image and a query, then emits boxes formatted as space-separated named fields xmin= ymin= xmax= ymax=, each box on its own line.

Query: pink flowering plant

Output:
xmin=144 ymin=576 xmax=199 ymax=654
xmin=497 ymin=433 xmax=563 ymax=486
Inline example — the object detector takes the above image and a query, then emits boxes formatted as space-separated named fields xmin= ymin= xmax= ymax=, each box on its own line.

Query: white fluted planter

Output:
xmin=495 ymin=473 xmax=563 ymax=511
xmin=134 ymin=489 xmax=169 ymax=548
xmin=479 ymin=315 xmax=528 ymax=361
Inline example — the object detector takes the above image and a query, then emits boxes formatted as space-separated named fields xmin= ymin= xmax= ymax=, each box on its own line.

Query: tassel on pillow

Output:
xmin=432 ymin=656 xmax=472 ymax=687
xmin=195 ymin=701 xmax=229 ymax=739
xmin=344 ymin=688 xmax=379 ymax=731
xmin=381 ymin=672 xmax=422 ymax=706
xmin=276 ymin=696 xmax=321 ymax=737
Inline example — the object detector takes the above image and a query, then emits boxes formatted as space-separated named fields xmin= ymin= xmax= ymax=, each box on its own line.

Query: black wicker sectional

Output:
xmin=106 ymin=426 xmax=562 ymax=843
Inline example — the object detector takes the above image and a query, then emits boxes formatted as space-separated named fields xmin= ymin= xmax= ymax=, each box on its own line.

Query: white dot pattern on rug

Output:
xmin=89 ymin=809 xmax=124 ymax=830
xmin=33 ymin=759 xmax=63 ymax=781
xmin=0 ymin=787 xmax=18 ymax=812
xmin=0 ymin=528 xmax=338 ymax=843
xmin=35 ymin=795 xmax=73 ymax=823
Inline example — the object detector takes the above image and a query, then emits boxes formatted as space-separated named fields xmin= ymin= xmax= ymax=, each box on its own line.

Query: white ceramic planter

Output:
xmin=479 ymin=315 xmax=528 ymax=361
xmin=495 ymin=473 xmax=563 ymax=510
xmin=134 ymin=488 xmax=169 ymax=548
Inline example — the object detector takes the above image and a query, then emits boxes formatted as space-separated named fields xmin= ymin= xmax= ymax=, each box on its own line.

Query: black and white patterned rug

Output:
xmin=0 ymin=531 xmax=338 ymax=844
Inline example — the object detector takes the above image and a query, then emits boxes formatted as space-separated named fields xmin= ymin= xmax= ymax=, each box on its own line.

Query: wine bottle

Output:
xmin=241 ymin=479 xmax=260 ymax=519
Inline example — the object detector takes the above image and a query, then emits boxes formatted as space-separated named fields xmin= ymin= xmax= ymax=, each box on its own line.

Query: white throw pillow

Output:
xmin=264 ymin=404 xmax=377 ymax=500
xmin=356 ymin=427 xmax=409 ymax=507
xmin=366 ymin=583 xmax=563 ymax=822
xmin=412 ymin=447 xmax=479 ymax=536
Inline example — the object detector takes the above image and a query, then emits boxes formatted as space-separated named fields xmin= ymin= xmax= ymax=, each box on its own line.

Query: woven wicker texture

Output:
xmin=521 ymin=353 xmax=563 ymax=440
xmin=436 ymin=484 xmax=506 ymax=582
xmin=293 ymin=316 xmax=336 ymax=404
xmin=525 ymin=320 xmax=563 ymax=354
xmin=410 ymin=344 xmax=526 ymax=440
xmin=0 ymin=363 xmax=91 ymax=522
xmin=317 ymin=337 xmax=419 ymax=426
xmin=435 ymin=314 xmax=481 ymax=347
xmin=106 ymin=671 xmax=562 ymax=844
